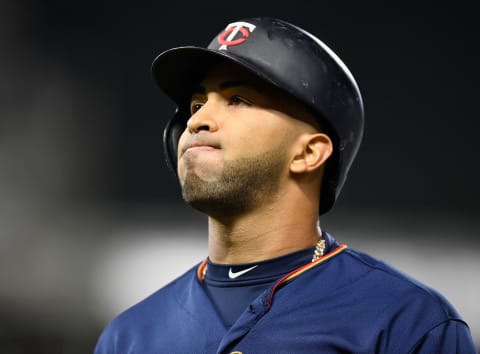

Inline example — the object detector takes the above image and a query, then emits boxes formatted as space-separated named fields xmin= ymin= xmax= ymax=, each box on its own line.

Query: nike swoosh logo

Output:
xmin=228 ymin=265 xmax=258 ymax=279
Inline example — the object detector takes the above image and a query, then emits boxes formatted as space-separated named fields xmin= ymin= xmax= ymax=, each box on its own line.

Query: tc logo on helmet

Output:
xmin=218 ymin=21 xmax=256 ymax=50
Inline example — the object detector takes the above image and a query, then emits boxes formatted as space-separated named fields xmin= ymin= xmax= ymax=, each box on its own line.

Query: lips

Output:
xmin=180 ymin=136 xmax=221 ymax=156
xmin=186 ymin=145 xmax=217 ymax=152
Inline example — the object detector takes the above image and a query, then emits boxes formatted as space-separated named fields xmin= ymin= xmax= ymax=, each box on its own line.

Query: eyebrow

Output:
xmin=192 ymin=80 xmax=256 ymax=95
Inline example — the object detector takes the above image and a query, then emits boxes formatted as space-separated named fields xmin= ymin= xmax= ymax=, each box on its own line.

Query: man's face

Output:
xmin=176 ymin=62 xmax=318 ymax=216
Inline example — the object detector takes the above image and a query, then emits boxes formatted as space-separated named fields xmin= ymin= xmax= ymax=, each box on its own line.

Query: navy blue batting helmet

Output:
xmin=152 ymin=17 xmax=364 ymax=214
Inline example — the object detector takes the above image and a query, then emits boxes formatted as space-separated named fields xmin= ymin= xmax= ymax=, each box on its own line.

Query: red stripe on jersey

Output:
xmin=197 ymin=259 xmax=208 ymax=283
xmin=267 ymin=244 xmax=348 ymax=308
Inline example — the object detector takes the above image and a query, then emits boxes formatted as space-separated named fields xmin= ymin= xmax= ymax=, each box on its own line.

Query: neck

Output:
xmin=207 ymin=198 xmax=321 ymax=264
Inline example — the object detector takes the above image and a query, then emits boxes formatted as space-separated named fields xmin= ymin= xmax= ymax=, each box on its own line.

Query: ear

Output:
xmin=290 ymin=133 xmax=333 ymax=174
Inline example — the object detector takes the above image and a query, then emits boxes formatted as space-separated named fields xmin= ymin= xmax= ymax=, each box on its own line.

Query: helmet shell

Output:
xmin=152 ymin=17 xmax=364 ymax=214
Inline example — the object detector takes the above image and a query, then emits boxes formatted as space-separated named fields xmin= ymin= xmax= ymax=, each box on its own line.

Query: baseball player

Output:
xmin=95 ymin=17 xmax=477 ymax=353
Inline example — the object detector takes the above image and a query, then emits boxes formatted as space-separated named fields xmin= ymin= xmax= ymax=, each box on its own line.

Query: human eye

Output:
xmin=229 ymin=95 xmax=251 ymax=107
xmin=190 ymin=101 xmax=204 ymax=114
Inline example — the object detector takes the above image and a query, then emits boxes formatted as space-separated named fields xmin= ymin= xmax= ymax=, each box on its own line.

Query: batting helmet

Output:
xmin=152 ymin=17 xmax=364 ymax=214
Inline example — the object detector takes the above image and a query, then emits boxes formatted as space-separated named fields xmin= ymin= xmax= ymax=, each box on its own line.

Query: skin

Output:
xmin=177 ymin=62 xmax=333 ymax=264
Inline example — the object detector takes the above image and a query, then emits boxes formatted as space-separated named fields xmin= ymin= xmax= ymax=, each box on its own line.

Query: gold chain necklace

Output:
xmin=311 ymin=236 xmax=326 ymax=262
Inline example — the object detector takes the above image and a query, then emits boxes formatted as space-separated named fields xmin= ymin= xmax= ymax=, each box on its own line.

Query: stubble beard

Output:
xmin=180 ymin=148 xmax=287 ymax=218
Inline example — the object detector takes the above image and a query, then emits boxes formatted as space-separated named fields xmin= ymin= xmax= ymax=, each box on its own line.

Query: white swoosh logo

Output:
xmin=228 ymin=265 xmax=258 ymax=279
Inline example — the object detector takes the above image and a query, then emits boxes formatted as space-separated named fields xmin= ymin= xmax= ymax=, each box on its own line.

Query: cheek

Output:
xmin=177 ymin=158 xmax=187 ymax=183
xmin=222 ymin=119 xmax=290 ymax=159
xmin=176 ymin=132 xmax=187 ymax=181
xmin=177 ymin=130 xmax=189 ymax=160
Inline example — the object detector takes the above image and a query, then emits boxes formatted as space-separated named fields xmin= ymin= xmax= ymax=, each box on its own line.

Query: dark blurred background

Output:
xmin=0 ymin=0 xmax=478 ymax=352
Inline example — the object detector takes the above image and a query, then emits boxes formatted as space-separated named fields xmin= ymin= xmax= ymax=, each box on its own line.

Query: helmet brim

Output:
xmin=151 ymin=46 xmax=282 ymax=107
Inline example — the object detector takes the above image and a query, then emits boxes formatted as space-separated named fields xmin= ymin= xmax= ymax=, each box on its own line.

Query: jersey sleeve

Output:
xmin=93 ymin=323 xmax=118 ymax=354
xmin=409 ymin=319 xmax=478 ymax=354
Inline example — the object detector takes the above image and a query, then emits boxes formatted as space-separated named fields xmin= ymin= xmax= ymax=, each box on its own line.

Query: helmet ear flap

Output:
xmin=163 ymin=107 xmax=189 ymax=175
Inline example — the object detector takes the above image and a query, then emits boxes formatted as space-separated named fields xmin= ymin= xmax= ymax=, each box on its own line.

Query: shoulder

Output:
xmin=289 ymin=246 xmax=474 ymax=352
xmin=334 ymin=248 xmax=473 ymax=351
xmin=245 ymin=245 xmax=475 ymax=353
xmin=339 ymin=248 xmax=462 ymax=319
xmin=94 ymin=264 xmax=200 ymax=354
xmin=346 ymin=248 xmax=458 ymax=312
xmin=111 ymin=263 xmax=199 ymax=323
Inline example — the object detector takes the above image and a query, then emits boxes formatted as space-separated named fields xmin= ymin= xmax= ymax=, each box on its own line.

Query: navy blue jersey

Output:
xmin=203 ymin=237 xmax=338 ymax=329
xmin=95 ymin=237 xmax=477 ymax=353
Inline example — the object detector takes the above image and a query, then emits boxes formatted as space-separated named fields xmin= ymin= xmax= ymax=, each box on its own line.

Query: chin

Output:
xmin=179 ymin=154 xmax=223 ymax=182
xmin=180 ymin=174 xmax=251 ymax=217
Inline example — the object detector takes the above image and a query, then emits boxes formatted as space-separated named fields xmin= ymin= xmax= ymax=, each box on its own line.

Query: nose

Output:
xmin=186 ymin=100 xmax=219 ymax=134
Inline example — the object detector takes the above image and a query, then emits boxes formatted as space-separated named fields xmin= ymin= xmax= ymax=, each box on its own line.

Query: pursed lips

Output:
xmin=186 ymin=145 xmax=217 ymax=152
xmin=180 ymin=137 xmax=221 ymax=157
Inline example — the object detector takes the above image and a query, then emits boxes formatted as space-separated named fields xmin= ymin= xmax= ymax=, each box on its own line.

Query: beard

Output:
xmin=179 ymin=146 xmax=287 ymax=218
